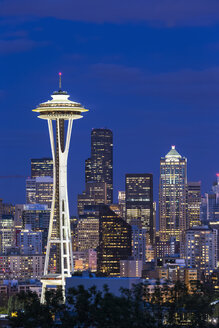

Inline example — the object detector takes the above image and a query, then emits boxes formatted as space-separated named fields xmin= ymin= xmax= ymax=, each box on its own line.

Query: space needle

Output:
xmin=33 ymin=73 xmax=88 ymax=302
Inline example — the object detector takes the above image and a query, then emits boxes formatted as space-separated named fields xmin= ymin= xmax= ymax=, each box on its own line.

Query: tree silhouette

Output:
xmin=7 ymin=281 xmax=217 ymax=327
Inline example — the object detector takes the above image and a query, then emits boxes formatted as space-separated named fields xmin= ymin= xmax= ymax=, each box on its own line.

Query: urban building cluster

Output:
xmin=0 ymin=129 xmax=219 ymax=298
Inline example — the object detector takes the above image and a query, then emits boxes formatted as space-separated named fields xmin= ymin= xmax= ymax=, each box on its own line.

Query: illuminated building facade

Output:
xmin=125 ymin=174 xmax=153 ymax=245
xmin=26 ymin=176 xmax=53 ymax=208
xmin=20 ymin=204 xmax=50 ymax=255
xmin=26 ymin=178 xmax=36 ymax=204
xmin=146 ymin=245 xmax=155 ymax=262
xmin=202 ymin=175 xmax=219 ymax=222
xmin=77 ymin=205 xmax=100 ymax=253
xmin=35 ymin=177 xmax=53 ymax=207
xmin=97 ymin=205 xmax=132 ymax=276
xmin=118 ymin=191 xmax=126 ymax=219
xmin=88 ymin=249 xmax=97 ymax=272
xmin=85 ymin=129 xmax=113 ymax=204
xmin=187 ymin=182 xmax=201 ymax=228
xmin=120 ymin=260 xmax=142 ymax=278
xmin=70 ymin=217 xmax=78 ymax=252
xmin=17 ymin=224 xmax=42 ymax=255
xmin=155 ymin=238 xmax=171 ymax=259
xmin=77 ymin=181 xmax=107 ymax=216
xmin=33 ymin=75 xmax=88 ymax=301
xmin=209 ymin=220 xmax=219 ymax=267
xmin=73 ymin=251 xmax=87 ymax=271
xmin=118 ymin=191 xmax=125 ymax=204
xmin=0 ymin=254 xmax=44 ymax=280
xmin=206 ymin=192 xmax=219 ymax=221
xmin=185 ymin=225 xmax=217 ymax=277
xmin=0 ymin=215 xmax=15 ymax=254
xmin=131 ymin=225 xmax=147 ymax=262
xmin=109 ymin=204 xmax=123 ymax=218
xmin=15 ymin=204 xmax=25 ymax=229
xmin=184 ymin=268 xmax=198 ymax=291
xmin=0 ymin=199 xmax=15 ymax=218
xmin=31 ymin=158 xmax=53 ymax=178
xmin=73 ymin=249 xmax=97 ymax=272
xmin=159 ymin=146 xmax=187 ymax=242
xmin=22 ymin=204 xmax=49 ymax=230
xmin=77 ymin=217 xmax=99 ymax=251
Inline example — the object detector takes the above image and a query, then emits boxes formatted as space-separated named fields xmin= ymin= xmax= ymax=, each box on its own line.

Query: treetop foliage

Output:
xmin=7 ymin=281 xmax=218 ymax=328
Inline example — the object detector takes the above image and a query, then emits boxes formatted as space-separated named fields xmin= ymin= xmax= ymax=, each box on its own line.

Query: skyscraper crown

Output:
xmin=165 ymin=145 xmax=182 ymax=159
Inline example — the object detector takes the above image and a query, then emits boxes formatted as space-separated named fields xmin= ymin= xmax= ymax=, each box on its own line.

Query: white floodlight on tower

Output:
xmin=33 ymin=73 xmax=88 ymax=302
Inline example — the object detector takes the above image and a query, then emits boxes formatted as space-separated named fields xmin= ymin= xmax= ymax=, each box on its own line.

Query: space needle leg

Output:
xmin=40 ymin=119 xmax=56 ymax=303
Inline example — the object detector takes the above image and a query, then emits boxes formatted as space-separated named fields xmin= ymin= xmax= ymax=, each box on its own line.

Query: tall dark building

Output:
xmin=97 ymin=205 xmax=132 ymax=276
xmin=187 ymin=182 xmax=201 ymax=228
xmin=0 ymin=199 xmax=15 ymax=218
xmin=201 ymin=175 xmax=219 ymax=222
xmin=31 ymin=158 xmax=53 ymax=178
xmin=85 ymin=129 xmax=113 ymax=204
xmin=125 ymin=174 xmax=154 ymax=245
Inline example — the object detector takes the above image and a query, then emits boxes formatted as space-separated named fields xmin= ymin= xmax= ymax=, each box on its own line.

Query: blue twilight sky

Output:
xmin=1 ymin=0 xmax=219 ymax=215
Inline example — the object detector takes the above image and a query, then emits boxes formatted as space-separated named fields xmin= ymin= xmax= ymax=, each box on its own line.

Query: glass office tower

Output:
xmin=85 ymin=129 xmax=113 ymax=204
xmin=125 ymin=174 xmax=154 ymax=245
xmin=159 ymin=146 xmax=187 ymax=242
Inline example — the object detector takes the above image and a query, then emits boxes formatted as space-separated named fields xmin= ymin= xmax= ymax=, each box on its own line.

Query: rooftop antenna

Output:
xmin=59 ymin=72 xmax=62 ymax=90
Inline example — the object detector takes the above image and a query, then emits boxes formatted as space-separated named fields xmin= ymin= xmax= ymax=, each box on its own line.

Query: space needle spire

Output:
xmin=59 ymin=72 xmax=62 ymax=90
xmin=33 ymin=74 xmax=88 ymax=302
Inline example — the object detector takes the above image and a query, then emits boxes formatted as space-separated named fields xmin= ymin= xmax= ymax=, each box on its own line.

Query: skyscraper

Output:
xmin=77 ymin=205 xmax=100 ymax=252
xmin=31 ymin=158 xmax=53 ymax=178
xmin=125 ymin=174 xmax=154 ymax=245
xmin=202 ymin=174 xmax=219 ymax=222
xmin=33 ymin=74 xmax=88 ymax=302
xmin=0 ymin=215 xmax=15 ymax=254
xmin=118 ymin=191 xmax=126 ymax=219
xmin=97 ymin=205 xmax=131 ymax=276
xmin=159 ymin=146 xmax=187 ymax=242
xmin=187 ymin=182 xmax=201 ymax=228
xmin=131 ymin=225 xmax=147 ymax=262
xmin=77 ymin=217 xmax=100 ymax=251
xmin=85 ymin=129 xmax=113 ymax=204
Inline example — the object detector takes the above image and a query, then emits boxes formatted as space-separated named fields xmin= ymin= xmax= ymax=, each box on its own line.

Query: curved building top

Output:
xmin=33 ymin=88 xmax=88 ymax=120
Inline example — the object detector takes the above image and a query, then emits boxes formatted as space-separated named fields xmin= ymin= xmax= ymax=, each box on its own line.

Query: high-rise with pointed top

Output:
xmin=33 ymin=74 xmax=88 ymax=302
xmin=159 ymin=146 xmax=187 ymax=243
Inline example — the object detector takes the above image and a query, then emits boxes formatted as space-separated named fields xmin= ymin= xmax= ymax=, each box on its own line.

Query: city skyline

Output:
xmin=1 ymin=2 xmax=219 ymax=214
xmin=1 ymin=134 xmax=219 ymax=216
xmin=1 ymin=2 xmax=219 ymax=325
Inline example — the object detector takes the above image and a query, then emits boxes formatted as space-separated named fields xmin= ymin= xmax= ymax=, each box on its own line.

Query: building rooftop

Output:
xmin=187 ymin=225 xmax=212 ymax=231
xmin=165 ymin=145 xmax=182 ymax=159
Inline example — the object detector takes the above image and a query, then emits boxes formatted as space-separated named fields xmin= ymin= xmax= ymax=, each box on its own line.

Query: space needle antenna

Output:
xmin=59 ymin=72 xmax=62 ymax=90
